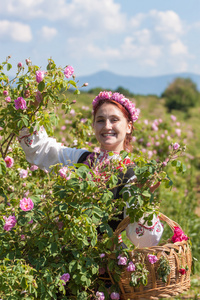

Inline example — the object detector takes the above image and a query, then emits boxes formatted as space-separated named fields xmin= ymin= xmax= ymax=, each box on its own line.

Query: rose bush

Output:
xmin=0 ymin=57 xmax=193 ymax=299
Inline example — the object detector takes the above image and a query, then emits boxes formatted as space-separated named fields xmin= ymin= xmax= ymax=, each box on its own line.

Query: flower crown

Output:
xmin=92 ymin=91 xmax=140 ymax=122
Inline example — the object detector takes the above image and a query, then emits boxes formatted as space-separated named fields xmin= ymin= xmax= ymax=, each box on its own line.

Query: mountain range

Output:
xmin=78 ymin=71 xmax=200 ymax=96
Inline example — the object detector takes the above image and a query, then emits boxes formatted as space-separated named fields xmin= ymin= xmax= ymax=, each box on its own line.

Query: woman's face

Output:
xmin=93 ymin=103 xmax=132 ymax=152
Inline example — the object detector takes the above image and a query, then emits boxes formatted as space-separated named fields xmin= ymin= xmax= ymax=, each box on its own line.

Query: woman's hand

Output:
xmin=149 ymin=181 xmax=161 ymax=193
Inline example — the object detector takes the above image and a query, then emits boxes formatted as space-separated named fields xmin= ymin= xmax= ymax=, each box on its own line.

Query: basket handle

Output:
xmin=113 ymin=212 xmax=182 ymax=237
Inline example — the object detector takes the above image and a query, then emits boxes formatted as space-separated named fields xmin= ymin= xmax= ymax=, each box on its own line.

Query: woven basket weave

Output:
xmin=107 ymin=213 xmax=192 ymax=300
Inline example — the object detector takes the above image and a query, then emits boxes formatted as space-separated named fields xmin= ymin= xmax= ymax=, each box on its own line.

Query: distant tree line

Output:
xmin=87 ymin=78 xmax=200 ymax=113
xmin=88 ymin=86 xmax=135 ymax=98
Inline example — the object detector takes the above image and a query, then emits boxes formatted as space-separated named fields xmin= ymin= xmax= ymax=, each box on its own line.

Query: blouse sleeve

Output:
xmin=18 ymin=126 xmax=87 ymax=171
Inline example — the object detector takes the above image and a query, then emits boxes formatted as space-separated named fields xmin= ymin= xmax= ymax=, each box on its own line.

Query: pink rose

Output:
xmin=20 ymin=197 xmax=34 ymax=211
xmin=171 ymin=115 xmax=177 ymax=121
xmin=100 ymin=253 xmax=105 ymax=258
xmin=5 ymin=156 xmax=14 ymax=168
xmin=126 ymin=261 xmax=136 ymax=272
xmin=5 ymin=96 xmax=11 ymax=103
xmin=26 ymin=58 xmax=31 ymax=65
xmin=30 ymin=165 xmax=38 ymax=171
xmin=110 ymin=292 xmax=120 ymax=299
xmin=3 ymin=90 xmax=8 ymax=96
xmin=14 ymin=97 xmax=27 ymax=110
xmin=173 ymin=143 xmax=180 ymax=150
xmin=117 ymin=255 xmax=127 ymax=266
xmin=148 ymin=254 xmax=158 ymax=264
xmin=58 ymin=167 xmax=71 ymax=180
xmin=19 ymin=169 xmax=28 ymax=178
xmin=60 ymin=273 xmax=70 ymax=285
xmin=171 ymin=226 xmax=188 ymax=243
xmin=179 ymin=268 xmax=186 ymax=275
xmin=17 ymin=62 xmax=23 ymax=68
xmin=3 ymin=215 xmax=17 ymax=231
xmin=96 ymin=291 xmax=105 ymax=300
xmin=36 ymin=70 xmax=45 ymax=83
xmin=64 ymin=65 xmax=74 ymax=78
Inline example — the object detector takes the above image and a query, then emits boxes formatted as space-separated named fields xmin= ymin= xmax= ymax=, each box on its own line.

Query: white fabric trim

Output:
xmin=19 ymin=126 xmax=87 ymax=171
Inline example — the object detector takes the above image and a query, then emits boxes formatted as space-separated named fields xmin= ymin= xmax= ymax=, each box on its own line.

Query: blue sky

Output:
xmin=0 ymin=0 xmax=200 ymax=78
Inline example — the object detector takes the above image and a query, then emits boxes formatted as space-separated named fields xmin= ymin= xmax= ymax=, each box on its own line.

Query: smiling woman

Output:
xmin=19 ymin=90 xmax=164 ymax=249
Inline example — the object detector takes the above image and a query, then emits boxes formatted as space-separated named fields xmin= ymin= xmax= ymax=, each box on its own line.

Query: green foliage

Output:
xmin=157 ymin=256 xmax=171 ymax=283
xmin=0 ymin=56 xmax=199 ymax=299
xmin=162 ymin=77 xmax=200 ymax=112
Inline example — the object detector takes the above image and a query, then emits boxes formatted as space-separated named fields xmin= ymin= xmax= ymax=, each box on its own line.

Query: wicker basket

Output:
xmin=107 ymin=213 xmax=192 ymax=300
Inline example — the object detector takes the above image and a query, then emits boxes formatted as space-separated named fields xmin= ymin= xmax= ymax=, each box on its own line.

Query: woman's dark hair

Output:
xmin=93 ymin=99 xmax=134 ymax=152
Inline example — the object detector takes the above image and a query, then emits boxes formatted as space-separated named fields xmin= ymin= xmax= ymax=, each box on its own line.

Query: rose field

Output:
xmin=0 ymin=57 xmax=200 ymax=299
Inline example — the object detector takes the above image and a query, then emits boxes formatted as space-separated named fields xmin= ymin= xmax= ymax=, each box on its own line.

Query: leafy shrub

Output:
xmin=162 ymin=78 xmax=200 ymax=112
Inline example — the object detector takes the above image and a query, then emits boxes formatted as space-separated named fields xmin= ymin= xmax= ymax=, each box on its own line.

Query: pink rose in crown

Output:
xmin=20 ymin=197 xmax=34 ymax=211
xmin=171 ymin=226 xmax=188 ymax=243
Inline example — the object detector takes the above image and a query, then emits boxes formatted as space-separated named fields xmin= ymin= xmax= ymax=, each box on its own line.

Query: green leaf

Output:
xmin=142 ymin=190 xmax=151 ymax=198
xmin=7 ymin=63 xmax=12 ymax=71
xmin=38 ymin=81 xmax=45 ymax=92
xmin=0 ymin=159 xmax=6 ymax=175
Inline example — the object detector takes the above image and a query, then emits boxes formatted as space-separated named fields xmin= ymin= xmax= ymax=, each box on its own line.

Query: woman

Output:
xmin=19 ymin=91 xmax=163 ymax=247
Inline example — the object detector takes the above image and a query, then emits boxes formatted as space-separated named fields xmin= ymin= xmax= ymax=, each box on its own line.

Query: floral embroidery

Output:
xmin=135 ymin=225 xmax=145 ymax=236
xmin=156 ymin=223 xmax=162 ymax=233
xmin=25 ymin=136 xmax=33 ymax=147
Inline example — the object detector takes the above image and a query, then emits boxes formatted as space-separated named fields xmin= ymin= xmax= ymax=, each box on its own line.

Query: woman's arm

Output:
xmin=18 ymin=126 xmax=87 ymax=171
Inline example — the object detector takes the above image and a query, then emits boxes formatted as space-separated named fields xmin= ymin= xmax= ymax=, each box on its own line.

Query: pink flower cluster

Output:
xmin=60 ymin=273 xmax=70 ymax=285
xmin=126 ymin=261 xmax=135 ymax=272
xmin=20 ymin=197 xmax=34 ymax=211
xmin=64 ymin=65 xmax=74 ymax=78
xmin=171 ymin=226 xmax=188 ymax=243
xmin=14 ymin=97 xmax=27 ymax=110
xmin=117 ymin=255 xmax=127 ymax=266
xmin=36 ymin=70 xmax=45 ymax=83
xmin=148 ymin=254 xmax=158 ymax=264
xmin=3 ymin=215 xmax=17 ymax=231
xmin=58 ymin=167 xmax=71 ymax=180
xmin=19 ymin=169 xmax=28 ymax=178
xmin=5 ymin=156 xmax=14 ymax=168
xmin=92 ymin=91 xmax=140 ymax=123
xmin=110 ymin=292 xmax=120 ymax=299
xmin=96 ymin=291 xmax=105 ymax=300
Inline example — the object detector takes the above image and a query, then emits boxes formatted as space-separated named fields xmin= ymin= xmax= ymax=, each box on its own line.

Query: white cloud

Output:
xmin=0 ymin=20 xmax=32 ymax=42
xmin=0 ymin=0 xmax=126 ymax=33
xmin=169 ymin=39 xmax=188 ymax=56
xmin=149 ymin=10 xmax=183 ymax=41
xmin=40 ymin=26 xmax=57 ymax=41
